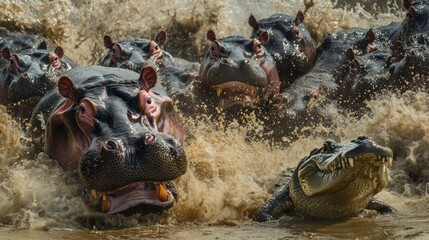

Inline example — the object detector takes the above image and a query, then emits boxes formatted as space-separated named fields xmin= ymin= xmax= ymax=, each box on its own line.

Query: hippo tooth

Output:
xmin=157 ymin=183 xmax=169 ymax=202
xmin=91 ymin=189 xmax=98 ymax=199
xmin=216 ymin=87 xmax=222 ymax=96
xmin=101 ymin=193 xmax=111 ymax=213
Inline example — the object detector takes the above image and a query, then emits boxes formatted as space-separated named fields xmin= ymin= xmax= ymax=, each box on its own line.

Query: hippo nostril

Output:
xmin=144 ymin=133 xmax=156 ymax=145
xmin=104 ymin=140 xmax=118 ymax=151
xmin=21 ymin=72 xmax=29 ymax=78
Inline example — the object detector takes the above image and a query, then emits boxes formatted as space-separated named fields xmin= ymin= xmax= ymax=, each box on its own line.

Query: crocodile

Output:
xmin=254 ymin=136 xmax=396 ymax=221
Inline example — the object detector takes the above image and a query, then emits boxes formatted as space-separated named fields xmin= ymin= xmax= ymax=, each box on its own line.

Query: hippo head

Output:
xmin=248 ymin=11 xmax=316 ymax=86
xmin=102 ymin=31 xmax=174 ymax=73
xmin=399 ymin=1 xmax=429 ymax=44
xmin=44 ymin=66 xmax=186 ymax=215
xmin=336 ymin=48 xmax=389 ymax=108
xmin=387 ymin=40 xmax=429 ymax=91
xmin=0 ymin=46 xmax=72 ymax=119
xmin=198 ymin=30 xmax=281 ymax=111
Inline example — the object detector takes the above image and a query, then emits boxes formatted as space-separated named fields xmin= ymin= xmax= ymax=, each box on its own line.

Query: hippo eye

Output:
xmin=154 ymin=45 xmax=159 ymax=51
xmin=79 ymin=105 xmax=86 ymax=114
xmin=147 ymin=97 xmax=152 ymax=105
xmin=104 ymin=140 xmax=118 ymax=151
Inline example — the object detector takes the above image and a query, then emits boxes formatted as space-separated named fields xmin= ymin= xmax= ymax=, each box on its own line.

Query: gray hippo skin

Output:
xmin=275 ymin=28 xmax=381 ymax=132
xmin=30 ymin=66 xmax=187 ymax=215
xmin=254 ymin=136 xmax=396 ymax=221
xmin=248 ymin=11 xmax=316 ymax=89
xmin=198 ymin=30 xmax=282 ymax=113
xmin=101 ymin=30 xmax=175 ymax=72
xmin=399 ymin=0 xmax=429 ymax=44
xmin=386 ymin=40 xmax=429 ymax=91
xmin=0 ymin=43 xmax=76 ymax=120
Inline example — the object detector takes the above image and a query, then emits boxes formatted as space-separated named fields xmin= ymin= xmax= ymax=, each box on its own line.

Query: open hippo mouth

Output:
xmin=90 ymin=181 xmax=176 ymax=215
xmin=213 ymin=81 xmax=261 ymax=109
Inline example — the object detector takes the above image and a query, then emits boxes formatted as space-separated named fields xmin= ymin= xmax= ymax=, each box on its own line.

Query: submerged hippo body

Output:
xmin=101 ymin=31 xmax=175 ymax=73
xmin=198 ymin=30 xmax=281 ymax=113
xmin=0 ymin=41 xmax=76 ymax=120
xmin=30 ymin=66 xmax=187 ymax=215
xmin=248 ymin=11 xmax=316 ymax=88
xmin=277 ymin=28 xmax=381 ymax=133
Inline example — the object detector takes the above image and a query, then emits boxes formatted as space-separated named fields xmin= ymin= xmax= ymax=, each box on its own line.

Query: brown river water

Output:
xmin=1 ymin=0 xmax=429 ymax=239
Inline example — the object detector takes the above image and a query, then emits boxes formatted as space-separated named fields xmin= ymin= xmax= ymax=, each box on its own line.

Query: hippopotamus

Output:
xmin=274 ymin=28 xmax=381 ymax=132
xmin=254 ymin=136 xmax=396 ymax=221
xmin=0 ymin=27 xmax=49 ymax=61
xmin=29 ymin=66 xmax=187 ymax=215
xmin=101 ymin=30 xmax=175 ymax=72
xmin=0 ymin=45 xmax=76 ymax=120
xmin=248 ymin=11 xmax=316 ymax=88
xmin=335 ymin=48 xmax=391 ymax=111
xmin=386 ymin=40 xmax=429 ymax=91
xmin=198 ymin=30 xmax=282 ymax=113
xmin=399 ymin=0 xmax=429 ymax=44
xmin=157 ymin=61 xmax=201 ymax=114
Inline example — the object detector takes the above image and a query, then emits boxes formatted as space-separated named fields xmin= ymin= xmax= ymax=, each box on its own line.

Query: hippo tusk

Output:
xmin=215 ymin=86 xmax=223 ymax=96
xmin=157 ymin=183 xmax=168 ymax=202
xmin=101 ymin=193 xmax=111 ymax=213
xmin=91 ymin=189 xmax=98 ymax=199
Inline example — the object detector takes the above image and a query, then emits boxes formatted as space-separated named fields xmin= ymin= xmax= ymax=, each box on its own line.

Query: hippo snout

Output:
xmin=207 ymin=59 xmax=267 ymax=87
xmin=79 ymin=132 xmax=187 ymax=192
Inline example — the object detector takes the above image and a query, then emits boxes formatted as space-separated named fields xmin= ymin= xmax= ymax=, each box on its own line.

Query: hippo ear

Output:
xmin=55 ymin=46 xmax=64 ymax=59
xmin=407 ymin=6 xmax=416 ymax=24
xmin=1 ymin=47 xmax=11 ymax=60
xmin=155 ymin=30 xmax=167 ymax=46
xmin=391 ymin=41 xmax=405 ymax=58
xmin=295 ymin=10 xmax=305 ymax=25
xmin=365 ymin=29 xmax=375 ymax=44
xmin=37 ymin=41 xmax=48 ymax=50
xmin=58 ymin=76 xmax=77 ymax=100
xmin=248 ymin=14 xmax=260 ymax=31
xmin=207 ymin=30 xmax=217 ymax=42
xmin=258 ymin=30 xmax=270 ymax=45
xmin=346 ymin=48 xmax=355 ymax=61
xmin=103 ymin=35 xmax=114 ymax=49
xmin=139 ymin=66 xmax=157 ymax=91
xmin=403 ymin=0 xmax=411 ymax=10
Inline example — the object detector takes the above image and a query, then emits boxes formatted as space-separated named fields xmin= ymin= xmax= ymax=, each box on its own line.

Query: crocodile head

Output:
xmin=291 ymin=136 xmax=393 ymax=218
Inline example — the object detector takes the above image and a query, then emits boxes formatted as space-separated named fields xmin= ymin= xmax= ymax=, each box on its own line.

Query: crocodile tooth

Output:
xmin=348 ymin=158 xmax=354 ymax=167
xmin=383 ymin=165 xmax=386 ymax=172
xmin=388 ymin=157 xmax=393 ymax=167
xmin=342 ymin=158 xmax=347 ymax=169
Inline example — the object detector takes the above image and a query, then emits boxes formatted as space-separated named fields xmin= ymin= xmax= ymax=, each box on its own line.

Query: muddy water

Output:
xmin=1 ymin=0 xmax=429 ymax=239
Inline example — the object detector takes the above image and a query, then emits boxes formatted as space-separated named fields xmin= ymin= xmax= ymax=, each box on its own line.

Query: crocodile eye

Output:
xmin=322 ymin=140 xmax=335 ymax=152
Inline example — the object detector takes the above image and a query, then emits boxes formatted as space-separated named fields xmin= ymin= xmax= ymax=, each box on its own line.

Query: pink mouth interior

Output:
xmin=105 ymin=182 xmax=174 ymax=215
